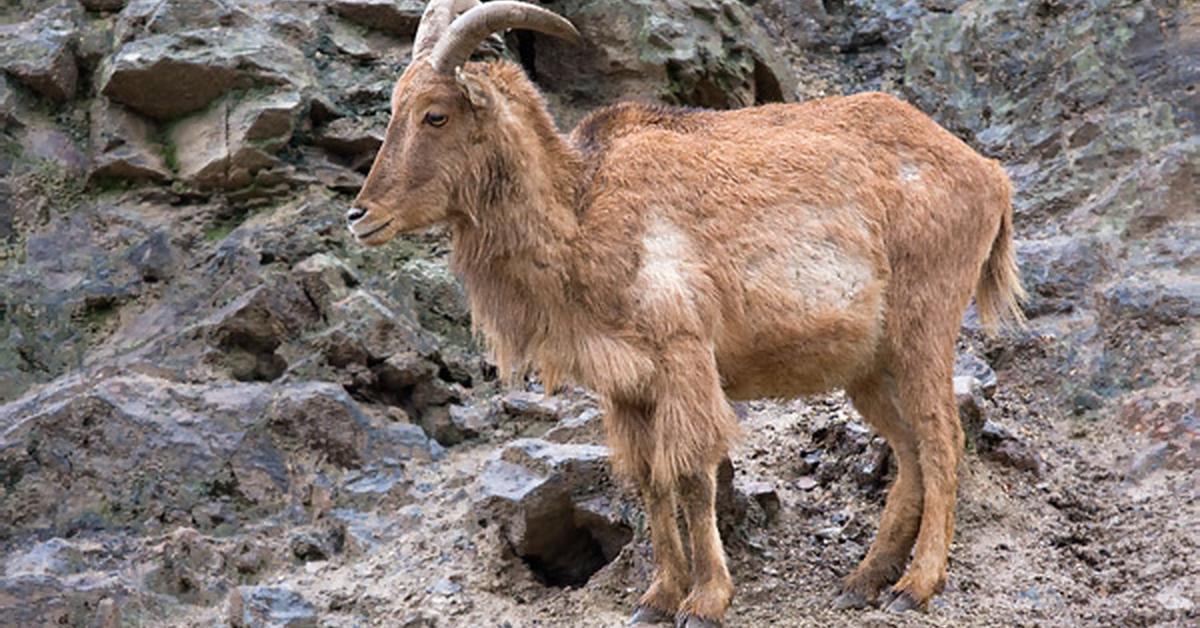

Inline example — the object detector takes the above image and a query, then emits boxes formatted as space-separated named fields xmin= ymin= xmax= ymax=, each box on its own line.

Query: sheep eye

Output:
xmin=425 ymin=112 xmax=448 ymax=127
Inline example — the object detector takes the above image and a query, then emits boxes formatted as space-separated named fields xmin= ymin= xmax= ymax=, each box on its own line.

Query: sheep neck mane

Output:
xmin=449 ymin=68 xmax=589 ymax=384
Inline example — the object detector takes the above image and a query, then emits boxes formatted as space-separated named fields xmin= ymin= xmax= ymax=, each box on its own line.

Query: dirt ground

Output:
xmin=183 ymin=381 xmax=1195 ymax=628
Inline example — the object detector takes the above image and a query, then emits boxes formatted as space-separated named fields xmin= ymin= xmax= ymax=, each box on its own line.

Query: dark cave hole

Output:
xmin=518 ymin=500 xmax=633 ymax=588
xmin=753 ymin=59 xmax=785 ymax=105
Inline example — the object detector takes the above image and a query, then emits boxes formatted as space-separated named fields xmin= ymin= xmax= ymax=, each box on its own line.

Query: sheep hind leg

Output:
xmin=630 ymin=478 xmax=690 ymax=623
xmin=885 ymin=369 xmax=963 ymax=612
xmin=676 ymin=462 xmax=734 ymax=628
xmin=833 ymin=374 xmax=924 ymax=609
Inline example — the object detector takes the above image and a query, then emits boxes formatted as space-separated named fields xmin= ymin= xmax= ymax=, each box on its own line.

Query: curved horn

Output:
xmin=413 ymin=0 xmax=481 ymax=60
xmin=429 ymin=1 xmax=582 ymax=74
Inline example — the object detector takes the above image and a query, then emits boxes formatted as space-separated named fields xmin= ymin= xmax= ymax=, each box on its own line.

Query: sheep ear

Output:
xmin=455 ymin=67 xmax=491 ymax=109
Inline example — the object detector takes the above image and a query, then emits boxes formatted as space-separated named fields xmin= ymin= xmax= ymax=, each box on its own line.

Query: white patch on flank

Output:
xmin=636 ymin=216 xmax=694 ymax=306
xmin=899 ymin=162 xmax=921 ymax=183
xmin=786 ymin=239 xmax=873 ymax=309
xmin=743 ymin=215 xmax=875 ymax=312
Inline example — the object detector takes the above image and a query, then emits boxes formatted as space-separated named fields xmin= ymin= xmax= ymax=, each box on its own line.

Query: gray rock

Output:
xmin=401 ymin=257 xmax=472 ymax=344
xmin=0 ymin=573 xmax=129 ymax=628
xmin=978 ymin=420 xmax=1045 ymax=476
xmin=299 ymin=146 xmax=366 ymax=193
xmin=501 ymin=390 xmax=565 ymax=422
xmin=19 ymin=124 xmax=88 ymax=173
xmin=544 ymin=407 xmax=604 ymax=444
xmin=903 ymin=0 xmax=1195 ymax=238
xmin=199 ymin=279 xmax=319 ymax=381
xmin=293 ymin=253 xmax=361 ymax=316
xmin=327 ymin=18 xmax=378 ymax=60
xmin=0 ymin=4 xmax=81 ymax=103
xmin=142 ymin=527 xmax=233 ymax=606
xmin=114 ymin=0 xmax=255 ymax=43
xmin=449 ymin=402 xmax=499 ymax=440
xmin=4 ymin=538 xmax=86 ymax=577
xmin=229 ymin=586 xmax=318 ymax=628
xmin=474 ymin=439 xmax=632 ymax=586
xmin=76 ymin=18 xmax=114 ymax=75
xmin=100 ymin=29 xmax=310 ymax=120
xmin=314 ymin=115 xmax=386 ymax=163
xmin=289 ymin=528 xmax=342 ymax=562
xmin=955 ymin=352 xmax=998 ymax=398
xmin=1102 ymin=274 xmax=1200 ymax=329
xmin=528 ymin=0 xmax=795 ymax=125
xmin=168 ymin=90 xmax=304 ymax=189
xmin=330 ymin=0 xmax=426 ymax=36
xmin=736 ymin=478 xmax=781 ymax=522
xmin=1017 ymin=236 xmax=1114 ymax=317
xmin=853 ymin=437 xmax=891 ymax=490
xmin=0 ymin=373 xmax=438 ymax=539
xmin=88 ymin=98 xmax=171 ymax=183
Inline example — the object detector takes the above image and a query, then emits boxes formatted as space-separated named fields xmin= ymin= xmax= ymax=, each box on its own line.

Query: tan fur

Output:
xmin=353 ymin=58 xmax=1026 ymax=621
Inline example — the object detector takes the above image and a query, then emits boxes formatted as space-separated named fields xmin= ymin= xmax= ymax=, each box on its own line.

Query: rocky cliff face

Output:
xmin=0 ymin=1 xmax=1195 ymax=626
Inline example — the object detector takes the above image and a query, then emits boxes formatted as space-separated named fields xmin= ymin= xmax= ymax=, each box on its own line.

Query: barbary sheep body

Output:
xmin=349 ymin=2 xmax=1026 ymax=625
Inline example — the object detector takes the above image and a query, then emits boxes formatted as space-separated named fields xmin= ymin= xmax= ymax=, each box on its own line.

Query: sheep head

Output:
xmin=348 ymin=0 xmax=581 ymax=246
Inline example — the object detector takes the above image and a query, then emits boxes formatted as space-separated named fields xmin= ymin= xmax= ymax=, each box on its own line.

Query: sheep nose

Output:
xmin=346 ymin=206 xmax=366 ymax=224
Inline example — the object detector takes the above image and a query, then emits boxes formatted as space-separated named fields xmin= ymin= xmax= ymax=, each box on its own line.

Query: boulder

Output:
xmin=198 ymin=278 xmax=320 ymax=381
xmin=448 ymin=402 xmax=500 ymax=440
xmin=531 ymin=0 xmax=796 ymax=122
xmin=0 ymin=373 xmax=439 ymax=539
xmin=292 ymin=253 xmax=362 ymax=319
xmin=0 ymin=573 xmax=128 ymax=628
xmin=1102 ymin=273 xmax=1200 ymax=330
xmin=89 ymin=98 xmax=171 ymax=183
xmin=327 ymin=18 xmax=378 ymax=60
xmin=299 ymin=147 xmax=365 ymax=193
xmin=330 ymin=0 xmax=426 ymax=36
xmin=736 ymin=479 xmax=781 ymax=522
xmin=902 ymin=0 xmax=1195 ymax=233
xmin=100 ymin=29 xmax=310 ymax=120
xmin=0 ymin=4 xmax=81 ymax=103
xmin=168 ymin=90 xmax=304 ymax=189
xmin=400 ymin=257 xmax=472 ymax=344
xmin=114 ymin=0 xmax=255 ymax=43
xmin=473 ymin=439 xmax=632 ymax=586
xmin=313 ymin=115 xmax=386 ymax=164
xmin=500 ymin=390 xmax=566 ymax=422
xmin=1017 ymin=235 xmax=1114 ymax=317
xmin=229 ymin=586 xmax=318 ymax=628
xmin=0 ymin=197 xmax=172 ymax=402
xmin=544 ymin=407 xmax=605 ymax=444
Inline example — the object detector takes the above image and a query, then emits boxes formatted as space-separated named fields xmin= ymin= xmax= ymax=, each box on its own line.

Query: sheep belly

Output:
xmin=715 ymin=240 xmax=885 ymax=400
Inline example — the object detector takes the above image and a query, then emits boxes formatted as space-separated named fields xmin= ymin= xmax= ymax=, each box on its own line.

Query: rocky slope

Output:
xmin=0 ymin=0 xmax=1196 ymax=626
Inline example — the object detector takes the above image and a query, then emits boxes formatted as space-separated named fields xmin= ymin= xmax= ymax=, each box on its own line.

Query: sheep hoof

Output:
xmin=674 ymin=614 xmax=721 ymax=628
xmin=628 ymin=605 xmax=672 ymax=625
xmin=831 ymin=590 xmax=871 ymax=610
xmin=884 ymin=591 xmax=921 ymax=613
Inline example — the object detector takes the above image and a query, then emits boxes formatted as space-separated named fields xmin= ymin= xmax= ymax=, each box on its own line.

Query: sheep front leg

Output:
xmin=629 ymin=480 xmax=690 ymax=624
xmin=677 ymin=462 xmax=733 ymax=628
